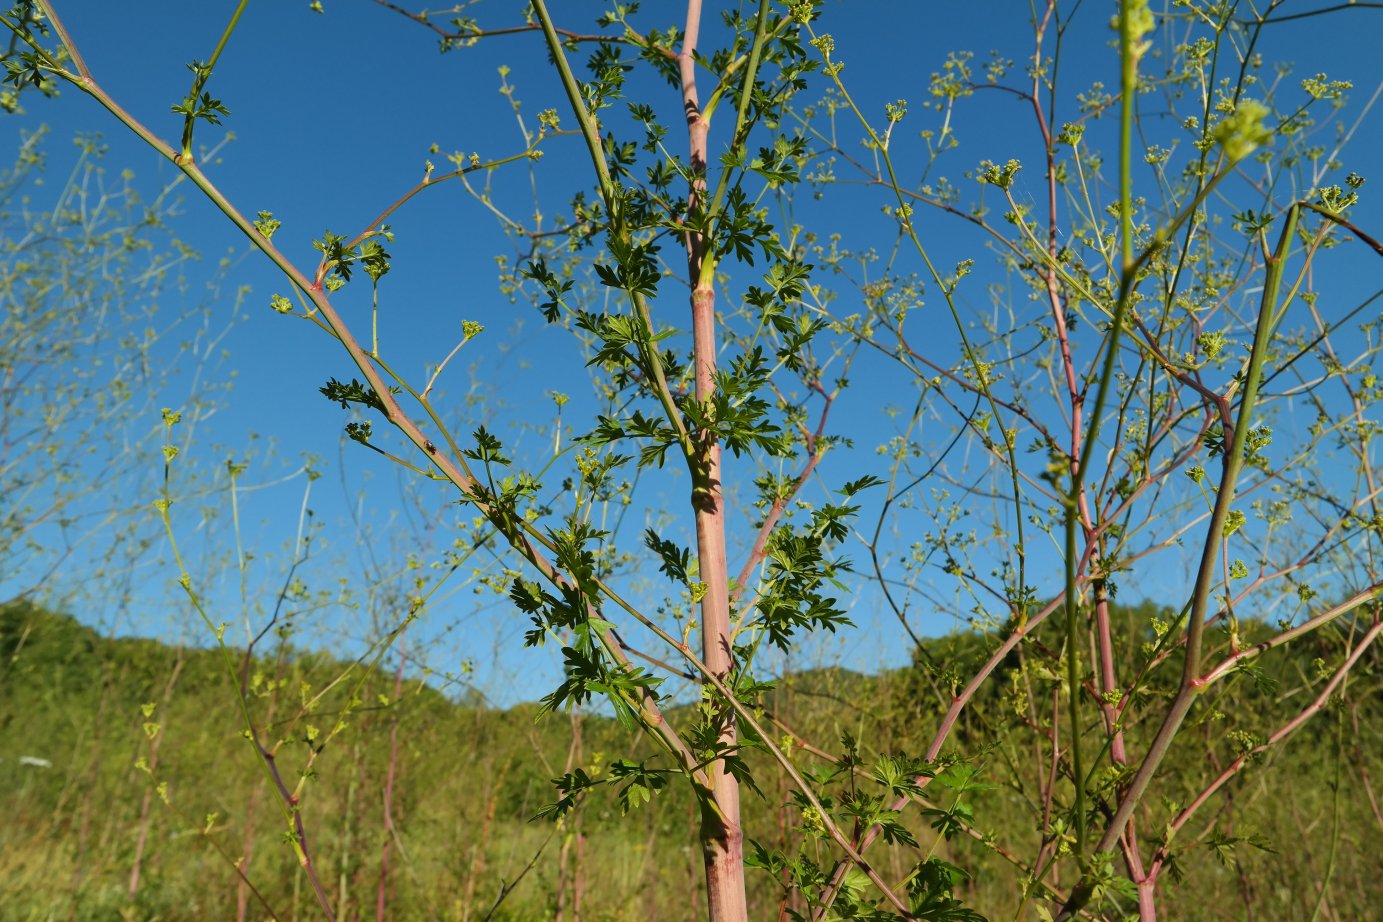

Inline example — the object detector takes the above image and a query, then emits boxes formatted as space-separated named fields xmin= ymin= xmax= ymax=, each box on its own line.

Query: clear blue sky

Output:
xmin=6 ymin=1 xmax=1381 ymax=705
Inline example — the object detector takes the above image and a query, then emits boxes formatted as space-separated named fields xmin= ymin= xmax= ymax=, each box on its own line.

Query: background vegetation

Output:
xmin=4 ymin=600 xmax=1379 ymax=920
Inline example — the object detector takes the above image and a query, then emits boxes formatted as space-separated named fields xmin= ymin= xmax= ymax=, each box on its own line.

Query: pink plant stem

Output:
xmin=236 ymin=778 xmax=264 ymax=922
xmin=253 ymin=744 xmax=337 ymax=921
xmin=1036 ymin=688 xmax=1062 ymax=884
xmin=731 ymin=392 xmax=831 ymax=603
xmin=1092 ymin=584 xmax=1153 ymax=909
xmin=571 ymin=712 xmax=584 ymax=922
xmin=1038 ymin=0 xmax=1154 ymax=890
xmin=574 ymin=828 xmax=586 ymax=921
xmin=1137 ymin=878 xmax=1158 ymax=921
xmin=236 ymin=641 xmax=289 ymax=922
xmin=677 ymin=0 xmax=748 ymax=917
xmin=376 ymin=641 xmax=407 ymax=921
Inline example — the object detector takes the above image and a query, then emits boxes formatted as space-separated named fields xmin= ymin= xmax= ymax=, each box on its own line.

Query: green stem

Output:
xmin=528 ymin=0 xmax=615 ymax=208
xmin=701 ymin=0 xmax=772 ymax=268
xmin=205 ymin=0 xmax=248 ymax=71
xmin=529 ymin=1 xmax=694 ymax=465
xmin=1062 ymin=0 xmax=1144 ymax=869
xmin=179 ymin=0 xmax=250 ymax=159
xmin=1059 ymin=203 xmax=1302 ymax=920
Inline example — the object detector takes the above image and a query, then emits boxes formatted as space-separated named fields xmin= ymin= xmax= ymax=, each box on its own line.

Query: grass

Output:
xmin=2 ymin=600 xmax=1379 ymax=920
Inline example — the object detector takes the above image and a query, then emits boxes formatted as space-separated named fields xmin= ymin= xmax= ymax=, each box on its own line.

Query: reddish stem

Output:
xmin=375 ymin=641 xmax=408 ymax=921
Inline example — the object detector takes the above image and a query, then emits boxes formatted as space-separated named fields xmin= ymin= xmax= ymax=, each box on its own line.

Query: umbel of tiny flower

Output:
xmin=1213 ymin=99 xmax=1273 ymax=163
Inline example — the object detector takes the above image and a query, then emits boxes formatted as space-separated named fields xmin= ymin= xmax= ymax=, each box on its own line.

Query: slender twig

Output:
xmin=370 ymin=0 xmax=673 ymax=58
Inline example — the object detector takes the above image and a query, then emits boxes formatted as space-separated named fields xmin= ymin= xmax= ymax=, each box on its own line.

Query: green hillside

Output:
xmin=2 ymin=601 xmax=1379 ymax=921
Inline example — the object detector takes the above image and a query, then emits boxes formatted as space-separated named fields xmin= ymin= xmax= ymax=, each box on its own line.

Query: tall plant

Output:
xmin=5 ymin=1 xmax=1380 ymax=920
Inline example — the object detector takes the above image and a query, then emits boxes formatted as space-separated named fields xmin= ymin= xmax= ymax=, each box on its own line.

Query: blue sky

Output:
xmin=5 ymin=1 xmax=1382 ymax=705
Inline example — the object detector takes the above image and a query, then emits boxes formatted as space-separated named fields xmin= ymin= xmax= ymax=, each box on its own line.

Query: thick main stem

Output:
xmin=691 ymin=294 xmax=744 ymax=918
xmin=680 ymin=2 xmax=746 ymax=919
